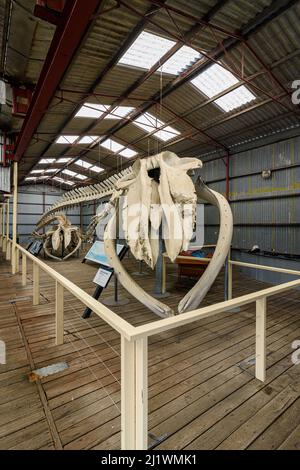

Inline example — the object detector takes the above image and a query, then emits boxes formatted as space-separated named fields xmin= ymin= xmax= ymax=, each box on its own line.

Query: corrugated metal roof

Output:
xmin=1 ymin=0 xmax=300 ymax=186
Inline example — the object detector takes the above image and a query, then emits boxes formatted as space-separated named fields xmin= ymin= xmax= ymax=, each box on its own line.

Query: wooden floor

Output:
xmin=1 ymin=247 xmax=300 ymax=450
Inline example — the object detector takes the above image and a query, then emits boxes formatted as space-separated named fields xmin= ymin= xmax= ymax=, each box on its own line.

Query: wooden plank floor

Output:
xmin=1 ymin=247 xmax=300 ymax=450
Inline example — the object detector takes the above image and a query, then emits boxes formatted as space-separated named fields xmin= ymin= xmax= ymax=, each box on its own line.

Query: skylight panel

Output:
xmin=118 ymin=31 xmax=175 ymax=70
xmin=161 ymin=45 xmax=202 ymax=75
xmin=39 ymin=158 xmax=55 ymax=164
xmin=191 ymin=63 xmax=255 ymax=112
xmin=56 ymin=135 xmax=79 ymax=144
xmin=53 ymin=177 xmax=75 ymax=186
xmin=100 ymin=138 xmax=124 ymax=153
xmin=109 ymin=106 xmax=134 ymax=119
xmin=57 ymin=157 xmax=72 ymax=163
xmin=78 ymin=136 xmax=99 ymax=144
xmin=213 ymin=86 xmax=256 ymax=112
xmin=153 ymin=127 xmax=180 ymax=142
xmin=75 ymin=159 xmax=92 ymax=169
xmin=119 ymin=148 xmax=137 ymax=158
xmin=44 ymin=168 xmax=58 ymax=173
xmin=75 ymin=174 xmax=88 ymax=180
xmin=62 ymin=169 xmax=76 ymax=177
xmin=31 ymin=170 xmax=44 ymax=174
xmin=75 ymin=103 xmax=106 ymax=118
xmin=90 ymin=165 xmax=104 ymax=173
xmin=76 ymin=103 xmax=134 ymax=120
xmin=191 ymin=63 xmax=239 ymax=98
xmin=133 ymin=112 xmax=180 ymax=141
xmin=25 ymin=177 xmax=36 ymax=181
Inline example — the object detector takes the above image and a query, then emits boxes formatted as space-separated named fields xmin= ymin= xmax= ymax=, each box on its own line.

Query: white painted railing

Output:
xmin=1 ymin=233 xmax=300 ymax=450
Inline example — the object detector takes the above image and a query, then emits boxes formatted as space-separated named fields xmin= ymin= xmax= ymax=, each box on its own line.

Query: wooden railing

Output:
xmin=1 ymin=233 xmax=300 ymax=450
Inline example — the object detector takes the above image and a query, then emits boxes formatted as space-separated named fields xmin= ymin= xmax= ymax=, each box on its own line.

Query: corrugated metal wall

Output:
xmin=8 ymin=184 xmax=80 ymax=244
xmin=198 ymin=135 xmax=300 ymax=283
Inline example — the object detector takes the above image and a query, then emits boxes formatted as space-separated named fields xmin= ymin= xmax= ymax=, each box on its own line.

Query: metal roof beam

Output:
xmin=14 ymin=0 xmax=103 ymax=162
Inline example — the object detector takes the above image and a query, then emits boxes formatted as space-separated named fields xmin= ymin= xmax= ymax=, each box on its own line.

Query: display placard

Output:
xmin=93 ymin=267 xmax=113 ymax=288
xmin=84 ymin=240 xmax=126 ymax=267
xmin=28 ymin=240 xmax=43 ymax=256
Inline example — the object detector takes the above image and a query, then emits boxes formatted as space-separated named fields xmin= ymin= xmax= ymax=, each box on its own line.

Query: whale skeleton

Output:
xmin=34 ymin=152 xmax=233 ymax=315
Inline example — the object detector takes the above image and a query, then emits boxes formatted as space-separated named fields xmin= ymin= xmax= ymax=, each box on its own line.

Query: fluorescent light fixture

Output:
xmin=56 ymin=135 xmax=79 ymax=144
xmin=100 ymin=138 xmax=124 ymax=153
xmin=160 ymin=45 xmax=202 ymax=75
xmin=90 ymin=165 xmax=104 ymax=173
xmin=76 ymin=103 xmax=134 ymax=120
xmin=62 ymin=169 xmax=76 ymax=177
xmin=119 ymin=148 xmax=137 ymax=158
xmin=119 ymin=31 xmax=175 ymax=70
xmin=75 ymin=159 xmax=92 ymax=169
xmin=133 ymin=112 xmax=180 ymax=141
xmin=57 ymin=157 xmax=72 ymax=163
xmin=39 ymin=158 xmax=55 ymax=164
xmin=191 ymin=63 xmax=255 ymax=112
xmin=31 ymin=170 xmax=44 ymax=174
xmin=75 ymin=174 xmax=88 ymax=180
xmin=78 ymin=135 xmax=99 ymax=144
xmin=44 ymin=168 xmax=58 ymax=173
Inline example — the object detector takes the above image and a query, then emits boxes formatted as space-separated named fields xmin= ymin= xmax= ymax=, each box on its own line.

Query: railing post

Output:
xmin=121 ymin=337 xmax=136 ymax=450
xmin=11 ymin=162 xmax=18 ymax=275
xmin=22 ymin=253 xmax=27 ymax=286
xmin=135 ymin=337 xmax=148 ymax=450
xmin=121 ymin=336 xmax=148 ymax=450
xmin=5 ymin=199 xmax=9 ymax=259
xmin=228 ymin=260 xmax=232 ymax=300
xmin=55 ymin=281 xmax=64 ymax=345
xmin=15 ymin=248 xmax=19 ymax=273
xmin=2 ymin=202 xmax=6 ymax=252
xmin=7 ymin=240 xmax=11 ymax=260
xmin=255 ymin=297 xmax=266 ymax=382
xmin=33 ymin=262 xmax=40 ymax=306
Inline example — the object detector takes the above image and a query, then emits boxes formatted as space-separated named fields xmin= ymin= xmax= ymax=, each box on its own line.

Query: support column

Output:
xmin=5 ymin=198 xmax=9 ymax=259
xmin=2 ymin=202 xmax=6 ymax=251
xmin=0 ymin=205 xmax=3 ymax=247
xmin=11 ymin=162 xmax=18 ymax=274
xmin=22 ymin=253 xmax=27 ymax=286
xmin=255 ymin=297 xmax=266 ymax=382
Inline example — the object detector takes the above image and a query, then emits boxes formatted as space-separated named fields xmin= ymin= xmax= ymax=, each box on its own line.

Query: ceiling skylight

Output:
xmin=25 ymin=177 xmax=36 ymax=181
xmin=56 ymin=135 xmax=79 ymax=144
xmin=100 ymin=138 xmax=124 ymax=153
xmin=90 ymin=165 xmax=104 ymax=173
xmin=57 ymin=157 xmax=72 ymax=163
xmin=62 ymin=169 xmax=76 ymax=177
xmin=160 ymin=45 xmax=202 ymax=75
xmin=39 ymin=158 xmax=55 ymax=164
xmin=214 ymin=86 xmax=256 ymax=112
xmin=118 ymin=31 xmax=201 ymax=76
xmin=44 ymin=168 xmax=58 ymax=173
xmin=119 ymin=148 xmax=137 ymax=158
xmin=119 ymin=31 xmax=175 ymax=70
xmin=133 ymin=112 xmax=180 ymax=141
xmin=76 ymin=103 xmax=134 ymax=120
xmin=75 ymin=159 xmax=92 ymax=169
xmin=191 ymin=63 xmax=255 ymax=112
xmin=53 ymin=176 xmax=75 ymax=186
xmin=78 ymin=136 xmax=99 ymax=144
xmin=75 ymin=174 xmax=88 ymax=180
xmin=31 ymin=170 xmax=44 ymax=174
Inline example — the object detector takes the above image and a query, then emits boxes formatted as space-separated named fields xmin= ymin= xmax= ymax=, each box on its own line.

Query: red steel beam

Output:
xmin=14 ymin=0 xmax=103 ymax=162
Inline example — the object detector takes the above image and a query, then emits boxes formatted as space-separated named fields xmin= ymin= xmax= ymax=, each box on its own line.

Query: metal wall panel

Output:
xmin=200 ymin=136 xmax=300 ymax=284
